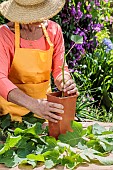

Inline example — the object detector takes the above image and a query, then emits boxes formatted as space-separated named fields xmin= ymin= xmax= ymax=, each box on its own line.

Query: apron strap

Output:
xmin=15 ymin=22 xmax=20 ymax=48
xmin=41 ymin=23 xmax=54 ymax=47
xmin=15 ymin=22 xmax=54 ymax=48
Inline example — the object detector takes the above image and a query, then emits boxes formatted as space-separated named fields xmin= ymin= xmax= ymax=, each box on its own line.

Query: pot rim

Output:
xmin=47 ymin=91 xmax=78 ymax=99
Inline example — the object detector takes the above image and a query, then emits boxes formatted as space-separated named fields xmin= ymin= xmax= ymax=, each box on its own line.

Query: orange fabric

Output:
xmin=0 ymin=22 xmax=53 ymax=121
xmin=0 ymin=20 xmax=69 ymax=100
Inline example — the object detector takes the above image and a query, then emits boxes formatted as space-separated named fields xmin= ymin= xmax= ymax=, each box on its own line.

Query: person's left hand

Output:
xmin=61 ymin=78 xmax=79 ymax=96
xmin=55 ymin=73 xmax=79 ymax=96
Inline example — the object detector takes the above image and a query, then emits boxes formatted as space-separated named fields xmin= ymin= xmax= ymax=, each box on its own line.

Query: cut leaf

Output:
xmin=58 ymin=121 xmax=83 ymax=147
xmin=71 ymin=35 xmax=83 ymax=44
xmin=0 ymin=135 xmax=21 ymax=155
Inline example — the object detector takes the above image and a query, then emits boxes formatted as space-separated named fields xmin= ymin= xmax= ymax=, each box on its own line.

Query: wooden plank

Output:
xmin=81 ymin=121 xmax=113 ymax=129
xmin=1 ymin=160 xmax=113 ymax=170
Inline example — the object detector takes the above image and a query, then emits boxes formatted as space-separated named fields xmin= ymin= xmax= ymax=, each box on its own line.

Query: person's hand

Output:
xmin=31 ymin=99 xmax=64 ymax=123
xmin=55 ymin=73 xmax=79 ymax=96
xmin=61 ymin=79 xmax=79 ymax=96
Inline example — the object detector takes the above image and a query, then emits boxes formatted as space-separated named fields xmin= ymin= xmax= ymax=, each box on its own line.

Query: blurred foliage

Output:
xmin=53 ymin=0 xmax=113 ymax=120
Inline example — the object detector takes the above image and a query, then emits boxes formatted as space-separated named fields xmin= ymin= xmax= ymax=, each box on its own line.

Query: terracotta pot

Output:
xmin=47 ymin=91 xmax=77 ymax=139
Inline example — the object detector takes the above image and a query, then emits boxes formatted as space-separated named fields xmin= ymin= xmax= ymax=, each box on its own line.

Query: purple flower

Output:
xmin=56 ymin=0 xmax=102 ymax=69
xmin=94 ymin=0 xmax=100 ymax=6
xmin=86 ymin=4 xmax=91 ymax=11
xmin=85 ymin=14 xmax=92 ymax=19
xmin=79 ymin=31 xmax=87 ymax=41
xmin=93 ymin=24 xmax=102 ymax=32
xmin=75 ymin=44 xmax=83 ymax=50
xmin=62 ymin=18 xmax=71 ymax=24
xmin=70 ymin=5 xmax=76 ymax=16
xmin=77 ymin=2 xmax=82 ymax=9
xmin=74 ymin=28 xmax=81 ymax=34
xmin=69 ymin=68 xmax=75 ymax=73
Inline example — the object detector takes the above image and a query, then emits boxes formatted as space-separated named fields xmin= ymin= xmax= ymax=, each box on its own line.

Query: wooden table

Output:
xmin=0 ymin=121 xmax=113 ymax=170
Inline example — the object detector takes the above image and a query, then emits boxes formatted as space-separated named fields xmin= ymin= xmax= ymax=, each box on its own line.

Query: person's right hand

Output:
xmin=7 ymin=88 xmax=63 ymax=123
xmin=31 ymin=99 xmax=64 ymax=123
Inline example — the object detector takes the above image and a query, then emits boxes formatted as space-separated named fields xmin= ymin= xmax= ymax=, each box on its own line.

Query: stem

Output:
xmin=61 ymin=43 xmax=76 ymax=97
xmin=62 ymin=62 xmax=65 ymax=97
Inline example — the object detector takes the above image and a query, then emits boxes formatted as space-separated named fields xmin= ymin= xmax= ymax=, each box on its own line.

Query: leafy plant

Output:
xmin=53 ymin=0 xmax=107 ymax=69
xmin=73 ymin=39 xmax=113 ymax=115
xmin=0 ymin=114 xmax=113 ymax=169
xmin=76 ymin=91 xmax=113 ymax=122
xmin=51 ymin=0 xmax=113 ymax=119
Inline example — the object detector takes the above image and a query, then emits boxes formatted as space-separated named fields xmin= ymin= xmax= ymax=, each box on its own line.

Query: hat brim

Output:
xmin=0 ymin=0 xmax=65 ymax=24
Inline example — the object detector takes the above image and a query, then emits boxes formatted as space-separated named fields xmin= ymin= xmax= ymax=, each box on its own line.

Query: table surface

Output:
xmin=0 ymin=121 xmax=113 ymax=170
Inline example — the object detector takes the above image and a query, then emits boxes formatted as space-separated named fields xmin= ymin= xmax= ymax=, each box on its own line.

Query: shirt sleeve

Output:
xmin=52 ymin=24 xmax=69 ymax=80
xmin=0 ymin=35 xmax=17 ymax=100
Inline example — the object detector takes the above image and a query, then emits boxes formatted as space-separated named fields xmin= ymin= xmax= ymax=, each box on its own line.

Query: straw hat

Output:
xmin=0 ymin=0 xmax=65 ymax=24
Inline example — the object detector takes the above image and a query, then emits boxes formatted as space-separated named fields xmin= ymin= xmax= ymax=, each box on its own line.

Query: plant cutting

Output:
xmin=47 ymin=35 xmax=83 ymax=139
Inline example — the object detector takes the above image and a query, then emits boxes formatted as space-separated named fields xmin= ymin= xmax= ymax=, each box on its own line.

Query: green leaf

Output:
xmin=3 ymin=157 xmax=16 ymax=168
xmin=82 ymin=148 xmax=113 ymax=165
xmin=44 ymin=150 xmax=60 ymax=169
xmin=61 ymin=156 xmax=77 ymax=169
xmin=96 ymin=155 xmax=113 ymax=165
xmin=44 ymin=136 xmax=57 ymax=152
xmin=80 ymin=153 xmax=90 ymax=162
xmin=71 ymin=35 xmax=83 ymax=44
xmin=0 ymin=151 xmax=25 ymax=168
xmin=0 ymin=135 xmax=21 ymax=155
xmin=99 ymin=140 xmax=113 ymax=152
xmin=14 ymin=123 xmax=43 ymax=136
xmin=27 ymin=160 xmax=37 ymax=168
xmin=86 ymin=139 xmax=104 ymax=153
xmin=35 ymin=144 xmax=45 ymax=154
xmin=0 ymin=114 xmax=11 ymax=129
xmin=22 ymin=112 xmax=45 ymax=124
xmin=58 ymin=121 xmax=83 ymax=147
xmin=77 ymin=141 xmax=88 ymax=150
xmin=92 ymin=123 xmax=106 ymax=135
xmin=27 ymin=154 xmax=44 ymax=162
xmin=0 ymin=150 xmax=14 ymax=165
xmin=17 ymin=148 xmax=31 ymax=158
xmin=97 ymin=134 xmax=113 ymax=152
xmin=20 ymin=159 xmax=37 ymax=168
xmin=17 ymin=140 xmax=36 ymax=158
xmin=45 ymin=160 xmax=55 ymax=169
xmin=16 ymin=136 xmax=28 ymax=148
xmin=14 ymin=128 xmax=24 ymax=135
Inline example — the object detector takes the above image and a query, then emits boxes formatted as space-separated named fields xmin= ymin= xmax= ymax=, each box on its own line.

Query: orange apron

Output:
xmin=0 ymin=22 xmax=53 ymax=121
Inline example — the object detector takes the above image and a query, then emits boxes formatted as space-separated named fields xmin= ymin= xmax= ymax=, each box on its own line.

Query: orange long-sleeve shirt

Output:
xmin=0 ymin=20 xmax=69 ymax=100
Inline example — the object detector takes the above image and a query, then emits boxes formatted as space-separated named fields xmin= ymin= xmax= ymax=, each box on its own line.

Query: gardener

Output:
xmin=0 ymin=0 xmax=78 ymax=122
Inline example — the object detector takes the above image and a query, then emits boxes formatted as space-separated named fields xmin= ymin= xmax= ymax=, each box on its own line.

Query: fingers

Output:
xmin=63 ymin=79 xmax=78 ymax=95
xmin=46 ymin=102 xmax=63 ymax=122
xmin=49 ymin=102 xmax=64 ymax=110
xmin=44 ymin=115 xmax=59 ymax=123
xmin=42 ymin=110 xmax=62 ymax=123
xmin=47 ymin=111 xmax=62 ymax=121
xmin=37 ymin=100 xmax=64 ymax=122
xmin=49 ymin=102 xmax=64 ymax=114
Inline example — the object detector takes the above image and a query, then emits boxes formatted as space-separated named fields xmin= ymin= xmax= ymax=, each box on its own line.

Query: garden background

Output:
xmin=0 ymin=0 xmax=113 ymax=122
xmin=54 ymin=0 xmax=113 ymax=122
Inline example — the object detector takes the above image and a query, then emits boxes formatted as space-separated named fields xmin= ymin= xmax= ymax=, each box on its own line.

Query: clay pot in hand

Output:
xmin=47 ymin=91 xmax=77 ymax=139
